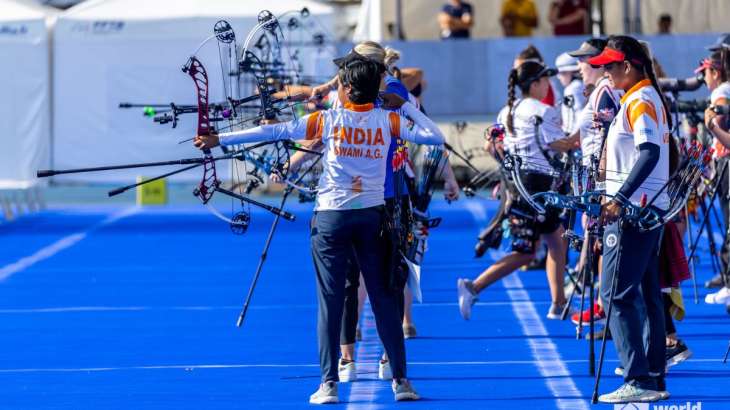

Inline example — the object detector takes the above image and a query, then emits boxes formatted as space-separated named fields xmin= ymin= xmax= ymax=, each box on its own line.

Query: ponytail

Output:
xmin=722 ymin=47 xmax=730 ymax=81
xmin=506 ymin=69 xmax=518 ymax=135
xmin=644 ymin=57 xmax=674 ymax=130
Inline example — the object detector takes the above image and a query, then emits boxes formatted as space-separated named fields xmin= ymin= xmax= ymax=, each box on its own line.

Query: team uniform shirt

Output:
xmin=605 ymin=79 xmax=670 ymax=210
xmin=561 ymin=78 xmax=586 ymax=134
xmin=217 ymin=101 xmax=444 ymax=211
xmin=325 ymin=75 xmax=412 ymax=198
xmin=578 ymin=76 xmax=622 ymax=166
xmin=497 ymin=98 xmax=564 ymax=174
xmin=710 ymin=81 xmax=730 ymax=158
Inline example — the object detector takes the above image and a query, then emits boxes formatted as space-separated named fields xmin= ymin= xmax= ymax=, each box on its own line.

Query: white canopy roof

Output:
xmin=62 ymin=0 xmax=334 ymax=20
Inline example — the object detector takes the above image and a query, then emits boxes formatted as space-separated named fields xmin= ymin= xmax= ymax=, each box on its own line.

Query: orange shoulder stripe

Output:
xmin=305 ymin=111 xmax=322 ymax=140
xmin=627 ymin=100 xmax=657 ymax=132
xmin=388 ymin=112 xmax=400 ymax=139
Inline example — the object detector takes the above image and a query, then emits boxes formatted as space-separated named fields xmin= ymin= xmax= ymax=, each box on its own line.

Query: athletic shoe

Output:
xmin=378 ymin=358 xmax=392 ymax=380
xmin=338 ymin=359 xmax=357 ymax=382
xmin=705 ymin=273 xmax=724 ymax=289
xmin=666 ymin=339 xmax=692 ymax=367
xmin=392 ymin=378 xmax=420 ymax=401
xmin=546 ymin=302 xmax=571 ymax=320
xmin=570 ymin=302 xmax=606 ymax=325
xmin=309 ymin=381 xmax=338 ymax=404
xmin=403 ymin=324 xmax=417 ymax=339
xmin=598 ymin=382 xmax=662 ymax=403
xmin=705 ymin=287 xmax=730 ymax=304
xmin=457 ymin=278 xmax=478 ymax=320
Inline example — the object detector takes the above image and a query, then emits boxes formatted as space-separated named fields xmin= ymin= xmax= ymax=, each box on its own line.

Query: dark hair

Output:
xmin=337 ymin=59 xmax=382 ymax=104
xmin=586 ymin=38 xmax=607 ymax=54
xmin=606 ymin=35 xmax=673 ymax=130
xmin=506 ymin=61 xmax=547 ymax=134
xmin=659 ymin=14 xmax=672 ymax=23
xmin=709 ymin=49 xmax=730 ymax=82
xmin=517 ymin=44 xmax=543 ymax=63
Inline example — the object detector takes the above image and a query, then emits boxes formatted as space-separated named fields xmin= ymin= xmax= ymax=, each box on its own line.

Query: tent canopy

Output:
xmin=63 ymin=0 xmax=334 ymax=20
xmin=0 ymin=0 xmax=53 ymax=189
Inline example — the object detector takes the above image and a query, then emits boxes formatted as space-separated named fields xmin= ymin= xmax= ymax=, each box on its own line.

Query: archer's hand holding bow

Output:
xmin=194 ymin=133 xmax=220 ymax=150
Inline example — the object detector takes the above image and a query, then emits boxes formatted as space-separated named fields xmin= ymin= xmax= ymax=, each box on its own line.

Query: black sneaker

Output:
xmin=666 ymin=339 xmax=692 ymax=367
xmin=705 ymin=273 xmax=724 ymax=289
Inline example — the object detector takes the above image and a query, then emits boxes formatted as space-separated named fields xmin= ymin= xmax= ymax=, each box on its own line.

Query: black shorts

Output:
xmin=506 ymin=172 xmax=562 ymax=254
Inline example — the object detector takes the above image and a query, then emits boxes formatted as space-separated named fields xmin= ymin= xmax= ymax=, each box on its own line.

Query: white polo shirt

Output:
xmin=605 ymin=79 xmax=670 ymax=210
xmin=497 ymin=98 xmax=564 ymax=175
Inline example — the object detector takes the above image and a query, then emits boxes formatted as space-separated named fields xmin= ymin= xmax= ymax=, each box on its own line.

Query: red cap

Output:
xmin=587 ymin=47 xmax=626 ymax=66
xmin=695 ymin=57 xmax=721 ymax=74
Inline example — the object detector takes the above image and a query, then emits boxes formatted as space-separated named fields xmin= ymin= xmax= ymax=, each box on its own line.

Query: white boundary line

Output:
xmin=466 ymin=200 xmax=589 ymax=409
xmin=4 ymin=358 xmax=728 ymax=375
xmin=0 ymin=206 xmax=141 ymax=282
xmin=0 ymin=301 xmax=552 ymax=314
xmin=503 ymin=273 xmax=590 ymax=410
xmin=346 ymin=302 xmax=382 ymax=409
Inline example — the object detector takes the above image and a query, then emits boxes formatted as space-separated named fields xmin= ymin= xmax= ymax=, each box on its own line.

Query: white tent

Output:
xmin=0 ymin=0 xmax=54 ymax=189
xmin=53 ymin=0 xmax=335 ymax=183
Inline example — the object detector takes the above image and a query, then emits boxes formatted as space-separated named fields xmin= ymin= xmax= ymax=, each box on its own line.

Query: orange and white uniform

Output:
xmin=217 ymin=101 xmax=444 ymax=211
xmin=605 ymin=79 xmax=670 ymax=210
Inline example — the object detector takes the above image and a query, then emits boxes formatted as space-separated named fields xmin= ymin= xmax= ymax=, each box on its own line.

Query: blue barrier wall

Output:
xmin=337 ymin=34 xmax=719 ymax=117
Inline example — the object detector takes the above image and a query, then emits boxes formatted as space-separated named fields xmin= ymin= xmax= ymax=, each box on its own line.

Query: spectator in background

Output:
xmin=549 ymin=0 xmax=589 ymax=36
xmin=657 ymin=14 xmax=672 ymax=34
xmin=438 ymin=0 xmax=474 ymax=40
xmin=500 ymin=0 xmax=538 ymax=37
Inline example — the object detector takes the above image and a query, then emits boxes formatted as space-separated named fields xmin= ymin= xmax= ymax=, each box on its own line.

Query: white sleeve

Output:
xmin=218 ymin=112 xmax=319 ymax=146
xmin=398 ymin=102 xmax=445 ymax=145
xmin=540 ymin=106 xmax=565 ymax=144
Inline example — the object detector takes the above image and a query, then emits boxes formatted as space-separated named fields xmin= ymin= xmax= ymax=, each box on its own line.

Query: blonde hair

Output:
xmin=353 ymin=41 xmax=401 ymax=72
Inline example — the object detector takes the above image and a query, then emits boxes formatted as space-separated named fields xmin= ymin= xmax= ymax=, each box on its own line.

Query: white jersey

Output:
xmin=605 ymin=79 xmax=670 ymax=210
xmin=578 ymin=77 xmax=623 ymax=166
xmin=710 ymin=81 xmax=730 ymax=158
xmin=218 ymin=101 xmax=444 ymax=211
xmin=561 ymin=78 xmax=586 ymax=134
xmin=497 ymin=98 xmax=564 ymax=174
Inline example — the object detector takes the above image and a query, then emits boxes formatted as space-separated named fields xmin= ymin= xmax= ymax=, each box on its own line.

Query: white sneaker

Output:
xmin=309 ymin=381 xmax=338 ymax=404
xmin=392 ymin=378 xmax=420 ymax=401
xmin=457 ymin=278 xmax=478 ymax=320
xmin=338 ymin=359 xmax=357 ymax=382
xmin=378 ymin=359 xmax=392 ymax=380
xmin=598 ymin=382 xmax=661 ymax=403
xmin=705 ymin=287 xmax=730 ymax=304
xmin=546 ymin=302 xmax=571 ymax=320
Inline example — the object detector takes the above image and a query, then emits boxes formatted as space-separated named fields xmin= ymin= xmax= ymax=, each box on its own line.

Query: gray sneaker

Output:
xmin=309 ymin=381 xmax=338 ymax=404
xmin=457 ymin=278 xmax=478 ymax=320
xmin=598 ymin=382 xmax=661 ymax=403
xmin=392 ymin=378 xmax=420 ymax=401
